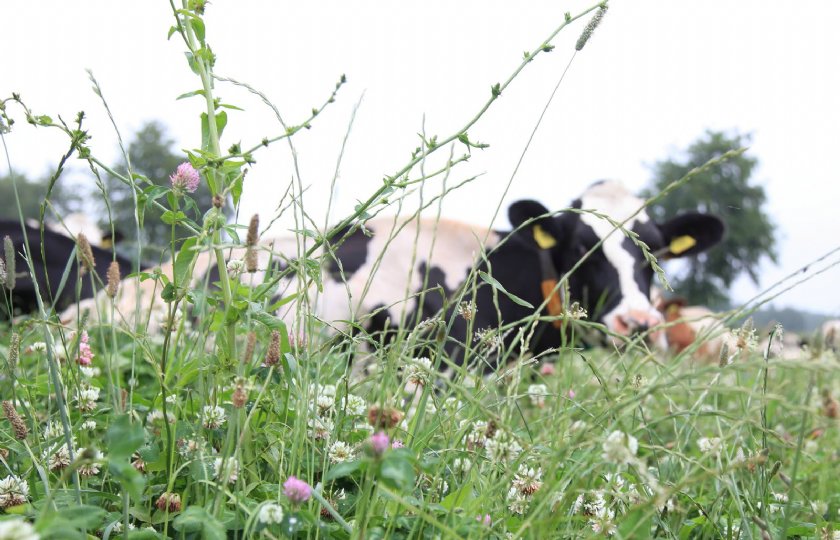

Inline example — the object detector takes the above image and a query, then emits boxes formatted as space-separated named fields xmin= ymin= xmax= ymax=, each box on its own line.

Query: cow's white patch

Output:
xmin=577 ymin=181 xmax=662 ymax=332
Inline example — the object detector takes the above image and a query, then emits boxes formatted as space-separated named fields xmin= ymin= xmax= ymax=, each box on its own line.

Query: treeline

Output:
xmin=751 ymin=305 xmax=833 ymax=334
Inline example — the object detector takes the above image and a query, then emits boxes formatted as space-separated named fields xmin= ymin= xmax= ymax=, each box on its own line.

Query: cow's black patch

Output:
xmin=327 ymin=225 xmax=371 ymax=281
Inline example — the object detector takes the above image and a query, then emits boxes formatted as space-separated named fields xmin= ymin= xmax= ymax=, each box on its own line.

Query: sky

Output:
xmin=3 ymin=1 xmax=840 ymax=316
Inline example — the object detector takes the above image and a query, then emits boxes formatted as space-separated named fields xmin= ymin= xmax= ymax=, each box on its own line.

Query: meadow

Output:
xmin=1 ymin=2 xmax=839 ymax=539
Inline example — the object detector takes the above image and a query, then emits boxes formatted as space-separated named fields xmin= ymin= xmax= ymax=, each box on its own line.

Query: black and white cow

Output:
xmin=0 ymin=218 xmax=132 ymax=315
xmin=281 ymin=180 xmax=725 ymax=362
xmin=59 ymin=181 xmax=724 ymax=364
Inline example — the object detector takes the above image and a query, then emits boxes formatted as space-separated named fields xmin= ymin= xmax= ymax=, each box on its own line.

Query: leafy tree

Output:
xmin=644 ymin=130 xmax=777 ymax=308
xmin=102 ymin=121 xmax=215 ymax=259
xmin=0 ymin=171 xmax=83 ymax=221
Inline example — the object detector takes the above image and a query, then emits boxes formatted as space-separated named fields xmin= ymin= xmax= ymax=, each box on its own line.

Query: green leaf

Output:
xmin=618 ymin=509 xmax=652 ymax=538
xmin=105 ymin=414 xmax=145 ymax=459
xmin=190 ymin=17 xmax=205 ymax=44
xmin=173 ymin=237 xmax=198 ymax=287
xmin=176 ymin=89 xmax=206 ymax=101
xmin=55 ymin=504 xmax=107 ymax=529
xmin=173 ymin=506 xmax=226 ymax=540
xmin=160 ymin=210 xmax=187 ymax=225
xmin=378 ymin=453 xmax=415 ymax=492
xmin=185 ymin=51 xmax=200 ymax=75
xmin=109 ymin=460 xmax=145 ymax=500
xmin=230 ymin=172 xmax=244 ymax=207
xmin=478 ymin=270 xmax=534 ymax=309
xmin=218 ymin=103 xmax=244 ymax=111
xmin=324 ymin=460 xmax=364 ymax=482
xmin=200 ymin=111 xmax=228 ymax=152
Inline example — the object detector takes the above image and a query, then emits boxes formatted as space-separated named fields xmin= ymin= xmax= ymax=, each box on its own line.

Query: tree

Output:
xmin=102 ymin=121 xmax=215 ymax=259
xmin=643 ymin=130 xmax=777 ymax=308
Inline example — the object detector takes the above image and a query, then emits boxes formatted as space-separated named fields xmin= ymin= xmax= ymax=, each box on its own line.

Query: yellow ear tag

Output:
xmin=533 ymin=224 xmax=556 ymax=249
xmin=669 ymin=235 xmax=696 ymax=255
xmin=100 ymin=238 xmax=113 ymax=249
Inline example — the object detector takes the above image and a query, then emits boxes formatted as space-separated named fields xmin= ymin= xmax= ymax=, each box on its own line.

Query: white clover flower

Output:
xmin=0 ymin=518 xmax=39 ymax=540
xmin=811 ymin=500 xmax=828 ymax=515
xmin=76 ymin=385 xmax=100 ymax=412
xmin=564 ymin=301 xmax=587 ymax=320
xmin=485 ymin=432 xmax=522 ymax=464
xmin=404 ymin=357 xmax=432 ymax=388
xmin=226 ymin=259 xmax=245 ymax=279
xmin=443 ymin=397 xmax=462 ymax=413
xmin=307 ymin=416 xmax=334 ymax=441
xmin=177 ymin=438 xmax=204 ymax=458
xmin=80 ymin=420 xmax=97 ymax=431
xmin=328 ymin=441 xmax=355 ymax=464
xmin=506 ymin=487 xmax=530 ymax=514
xmin=43 ymin=420 xmax=63 ymax=440
xmin=461 ymin=419 xmax=488 ymax=449
xmin=603 ymin=472 xmax=625 ymax=491
xmin=571 ymin=493 xmax=585 ymax=515
xmin=589 ymin=506 xmax=617 ymax=536
xmin=43 ymin=441 xmax=73 ymax=471
xmin=166 ymin=394 xmax=177 ymax=404
xmin=569 ymin=419 xmax=588 ymax=433
xmin=201 ymin=405 xmax=227 ymax=429
xmin=0 ymin=475 xmax=30 ymax=509
xmin=527 ymin=384 xmax=548 ymax=408
xmin=79 ymin=366 xmax=98 ymax=378
xmin=213 ymin=457 xmax=239 ymax=484
xmin=77 ymin=448 xmax=103 ymax=477
xmin=772 ymin=492 xmax=789 ymax=504
xmin=602 ymin=430 xmax=639 ymax=464
xmin=146 ymin=409 xmax=176 ymax=430
xmin=341 ymin=394 xmax=367 ymax=416
xmin=31 ymin=342 xmax=47 ymax=353
xmin=111 ymin=521 xmax=135 ymax=533
xmin=512 ymin=465 xmax=543 ymax=496
xmin=257 ymin=502 xmax=285 ymax=525
xmin=697 ymin=437 xmax=722 ymax=457
xmin=452 ymin=457 xmax=472 ymax=475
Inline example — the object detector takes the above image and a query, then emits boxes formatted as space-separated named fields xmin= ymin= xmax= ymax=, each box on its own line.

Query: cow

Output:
xmin=655 ymin=297 xmax=730 ymax=361
xmin=0 ymin=218 xmax=132 ymax=316
xmin=282 ymin=180 xmax=725 ymax=365
xmin=820 ymin=319 xmax=840 ymax=351
xmin=59 ymin=181 xmax=725 ymax=367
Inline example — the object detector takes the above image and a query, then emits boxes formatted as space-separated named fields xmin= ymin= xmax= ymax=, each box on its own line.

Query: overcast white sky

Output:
xmin=3 ymin=1 xmax=840 ymax=316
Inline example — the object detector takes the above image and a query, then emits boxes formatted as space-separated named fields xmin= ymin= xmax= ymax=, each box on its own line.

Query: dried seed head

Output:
xmin=77 ymin=233 xmax=96 ymax=273
xmin=0 ymin=257 xmax=6 ymax=287
xmin=2 ymin=401 xmax=28 ymax=440
xmin=575 ymin=5 xmax=608 ymax=52
xmin=245 ymin=246 xmax=258 ymax=273
xmin=242 ymin=331 xmax=256 ymax=364
xmin=265 ymin=330 xmax=281 ymax=367
xmin=246 ymin=214 xmax=259 ymax=247
xmin=156 ymin=492 xmax=181 ymax=512
xmin=367 ymin=404 xmax=404 ymax=429
xmin=8 ymin=333 xmax=20 ymax=371
xmin=106 ymin=260 xmax=121 ymax=298
xmin=212 ymin=194 xmax=224 ymax=209
xmin=232 ymin=378 xmax=248 ymax=409
xmin=3 ymin=235 xmax=15 ymax=290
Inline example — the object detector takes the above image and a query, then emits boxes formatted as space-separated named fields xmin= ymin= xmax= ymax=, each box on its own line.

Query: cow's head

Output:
xmin=508 ymin=180 xmax=724 ymax=337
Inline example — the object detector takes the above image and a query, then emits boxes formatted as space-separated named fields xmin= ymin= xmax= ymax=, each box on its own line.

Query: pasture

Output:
xmin=2 ymin=2 xmax=840 ymax=539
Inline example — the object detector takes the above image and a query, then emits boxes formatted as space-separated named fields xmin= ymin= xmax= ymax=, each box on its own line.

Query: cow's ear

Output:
xmin=658 ymin=213 xmax=725 ymax=258
xmin=509 ymin=200 xmax=563 ymax=249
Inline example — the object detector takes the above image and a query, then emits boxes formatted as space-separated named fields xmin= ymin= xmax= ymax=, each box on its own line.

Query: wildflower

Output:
xmin=527 ymin=384 xmax=548 ymax=408
xmin=0 ymin=518 xmax=39 ymax=540
xmin=30 ymin=342 xmax=46 ymax=353
xmin=131 ymin=452 xmax=146 ymax=473
xmin=811 ymin=500 xmax=828 ymax=516
xmin=264 ymin=330 xmax=281 ymax=367
xmin=156 ymin=492 xmax=182 ymax=512
xmin=76 ymin=233 xmax=96 ymax=273
xmin=602 ymin=430 xmax=639 ymax=464
xmin=539 ymin=362 xmax=556 ymax=376
xmin=452 ymin=457 xmax=472 ymax=475
xmin=404 ymin=356 xmax=432 ymax=388
xmin=328 ymin=441 xmax=355 ymax=464
xmin=506 ymin=487 xmax=530 ymax=514
xmin=312 ymin=384 xmax=336 ymax=416
xmin=341 ymin=394 xmax=367 ymax=416
xmin=243 ymin=331 xmax=257 ymax=364
xmin=111 ymin=521 xmax=135 ymax=534
xmin=589 ymin=506 xmax=617 ymax=536
xmin=462 ymin=419 xmax=488 ymax=450
xmin=512 ymin=465 xmax=543 ymax=496
xmin=106 ymin=260 xmax=121 ymax=298
xmin=257 ymin=502 xmax=284 ymax=525
xmin=226 ymin=258 xmax=245 ymax=280
xmin=170 ymin=162 xmax=200 ymax=194
xmin=77 ymin=448 xmax=102 ymax=477
xmin=79 ymin=366 xmax=99 ymax=378
xmin=732 ymin=319 xmax=758 ymax=352
xmin=630 ymin=374 xmax=647 ymax=391
xmin=575 ymin=4 xmax=608 ymax=51
xmin=564 ymin=301 xmax=588 ymax=320
xmin=485 ymin=432 xmax=522 ymax=464
xmin=283 ymin=476 xmax=311 ymax=504
xmin=569 ymin=419 xmax=587 ymax=433
xmin=7 ymin=333 xmax=20 ymax=371
xmin=76 ymin=331 xmax=94 ymax=366
xmin=146 ymin=409 xmax=176 ymax=435
xmin=2 ymin=401 xmax=28 ymax=440
xmin=476 ymin=514 xmax=492 ymax=527
xmin=391 ymin=440 xmax=404 ymax=449
xmin=76 ymin=385 xmax=100 ymax=412
xmin=177 ymin=438 xmax=204 ymax=459
xmin=81 ymin=420 xmax=96 ymax=431
xmin=201 ymin=405 xmax=227 ymax=429
xmin=697 ymin=437 xmax=722 ymax=457
xmin=307 ymin=416 xmax=333 ymax=441
xmin=0 ymin=475 xmax=29 ymax=508
xmin=213 ymin=457 xmax=239 ymax=484
xmin=457 ymin=301 xmax=476 ymax=321
xmin=822 ymin=390 xmax=839 ymax=419
xmin=367 ymin=405 xmax=404 ymax=429
xmin=369 ymin=431 xmax=390 ymax=457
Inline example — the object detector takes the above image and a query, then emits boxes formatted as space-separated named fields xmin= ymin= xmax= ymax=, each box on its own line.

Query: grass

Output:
xmin=2 ymin=2 xmax=840 ymax=539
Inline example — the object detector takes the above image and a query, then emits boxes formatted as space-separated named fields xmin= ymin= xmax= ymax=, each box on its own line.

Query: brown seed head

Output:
xmin=265 ymin=330 xmax=281 ymax=367
xmin=8 ymin=332 xmax=20 ymax=371
xmin=242 ymin=331 xmax=256 ymax=364
xmin=245 ymin=246 xmax=258 ymax=273
xmin=106 ymin=260 xmax=121 ymax=298
xmin=156 ymin=492 xmax=182 ymax=512
xmin=367 ymin=404 xmax=404 ymax=429
xmin=2 ymin=401 xmax=28 ymax=440
xmin=232 ymin=378 xmax=248 ymax=409
xmin=77 ymin=233 xmax=96 ymax=273
xmin=212 ymin=194 xmax=224 ymax=209
xmin=246 ymin=214 xmax=259 ymax=247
